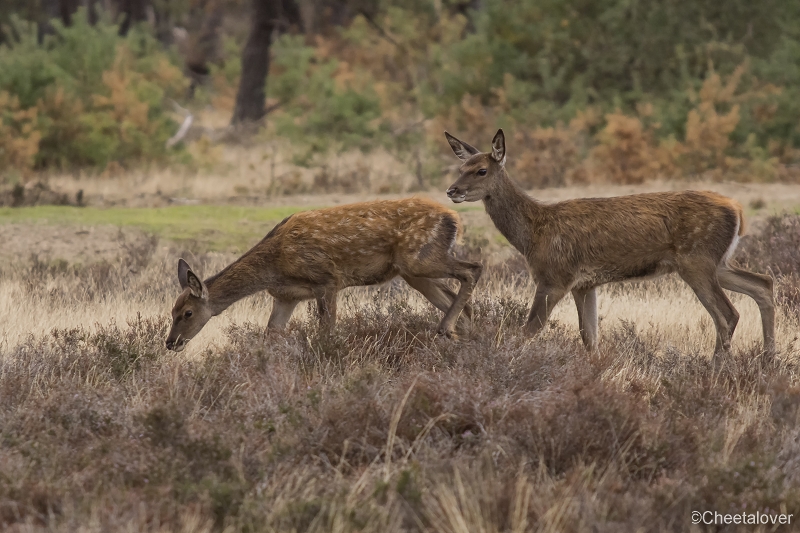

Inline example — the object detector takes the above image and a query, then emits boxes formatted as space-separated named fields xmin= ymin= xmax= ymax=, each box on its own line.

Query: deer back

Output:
xmin=524 ymin=191 xmax=744 ymax=287
xmin=267 ymin=198 xmax=462 ymax=287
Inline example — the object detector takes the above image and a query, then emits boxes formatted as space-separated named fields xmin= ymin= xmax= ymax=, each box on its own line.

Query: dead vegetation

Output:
xmin=0 ymin=181 xmax=80 ymax=207
xmin=0 ymin=215 xmax=799 ymax=532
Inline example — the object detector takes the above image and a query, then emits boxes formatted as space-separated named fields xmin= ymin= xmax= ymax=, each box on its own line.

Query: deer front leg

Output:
xmin=268 ymin=298 xmax=300 ymax=329
xmin=572 ymin=287 xmax=598 ymax=350
xmin=524 ymin=285 xmax=568 ymax=338
xmin=315 ymin=286 xmax=339 ymax=329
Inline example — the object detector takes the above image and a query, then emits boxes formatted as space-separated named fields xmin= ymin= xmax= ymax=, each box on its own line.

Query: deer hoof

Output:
xmin=763 ymin=343 xmax=777 ymax=359
xmin=436 ymin=327 xmax=457 ymax=340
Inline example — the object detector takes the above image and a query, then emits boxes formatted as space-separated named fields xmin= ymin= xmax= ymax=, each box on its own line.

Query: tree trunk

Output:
xmin=231 ymin=0 xmax=301 ymax=126
xmin=37 ymin=0 xmax=66 ymax=41
xmin=231 ymin=1 xmax=275 ymax=125
xmin=118 ymin=0 xmax=148 ymax=36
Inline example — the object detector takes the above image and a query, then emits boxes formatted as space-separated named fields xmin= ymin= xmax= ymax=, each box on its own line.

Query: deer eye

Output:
xmin=184 ymin=310 xmax=193 ymax=318
xmin=477 ymin=169 xmax=487 ymax=176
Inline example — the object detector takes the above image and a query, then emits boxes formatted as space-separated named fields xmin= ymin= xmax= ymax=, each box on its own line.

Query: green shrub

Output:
xmin=267 ymin=34 xmax=390 ymax=163
xmin=0 ymin=9 xmax=188 ymax=173
xmin=4 ymin=1 xmax=800 ymax=183
xmin=253 ymin=1 xmax=799 ymax=185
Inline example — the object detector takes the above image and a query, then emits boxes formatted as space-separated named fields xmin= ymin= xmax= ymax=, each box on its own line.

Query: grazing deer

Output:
xmin=444 ymin=129 xmax=775 ymax=356
xmin=165 ymin=198 xmax=482 ymax=351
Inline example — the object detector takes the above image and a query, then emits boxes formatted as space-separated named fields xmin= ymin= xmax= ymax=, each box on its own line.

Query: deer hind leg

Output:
xmin=403 ymin=259 xmax=482 ymax=337
xmin=437 ymin=259 xmax=482 ymax=337
xmin=717 ymin=264 xmax=776 ymax=354
xmin=401 ymin=276 xmax=474 ymax=332
xmin=524 ymin=284 xmax=568 ymax=338
xmin=679 ymin=266 xmax=739 ymax=355
xmin=572 ymin=287 xmax=598 ymax=350
xmin=268 ymin=298 xmax=300 ymax=329
xmin=433 ymin=259 xmax=482 ymax=337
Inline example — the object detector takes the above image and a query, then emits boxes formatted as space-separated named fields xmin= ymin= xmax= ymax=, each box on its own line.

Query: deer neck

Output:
xmin=483 ymin=170 xmax=541 ymax=254
xmin=204 ymin=244 xmax=278 ymax=316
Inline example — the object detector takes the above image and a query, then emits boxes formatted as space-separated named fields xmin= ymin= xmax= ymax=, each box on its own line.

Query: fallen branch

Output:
xmin=166 ymin=114 xmax=194 ymax=148
xmin=166 ymin=99 xmax=194 ymax=148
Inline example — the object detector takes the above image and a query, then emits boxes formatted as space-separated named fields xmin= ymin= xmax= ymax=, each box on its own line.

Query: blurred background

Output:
xmin=1 ymin=0 xmax=800 ymax=201
xmin=4 ymin=4 xmax=800 ymax=530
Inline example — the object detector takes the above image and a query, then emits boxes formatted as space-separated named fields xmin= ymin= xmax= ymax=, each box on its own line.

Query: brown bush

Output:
xmin=0 ymin=91 xmax=41 ymax=173
xmin=510 ymin=125 xmax=586 ymax=188
xmin=588 ymin=111 xmax=674 ymax=184
xmin=735 ymin=214 xmax=800 ymax=319
xmin=0 ymin=181 xmax=73 ymax=207
xmin=680 ymin=69 xmax=744 ymax=175
xmin=312 ymin=161 xmax=371 ymax=193
xmin=736 ymin=214 xmax=800 ymax=278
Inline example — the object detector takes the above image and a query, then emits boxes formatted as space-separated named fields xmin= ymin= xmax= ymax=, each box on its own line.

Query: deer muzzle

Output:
xmin=446 ymin=187 xmax=467 ymax=203
xmin=165 ymin=336 xmax=188 ymax=352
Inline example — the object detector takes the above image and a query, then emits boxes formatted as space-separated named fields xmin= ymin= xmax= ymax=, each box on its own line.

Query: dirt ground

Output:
xmin=0 ymin=224 xmax=157 ymax=266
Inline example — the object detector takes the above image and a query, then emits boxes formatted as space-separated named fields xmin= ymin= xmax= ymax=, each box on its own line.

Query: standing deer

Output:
xmin=444 ymin=129 xmax=775 ymax=356
xmin=165 ymin=198 xmax=482 ymax=351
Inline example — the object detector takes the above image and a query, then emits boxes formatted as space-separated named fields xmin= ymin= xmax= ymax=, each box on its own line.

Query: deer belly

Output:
xmin=621 ymin=261 xmax=674 ymax=282
xmin=342 ymin=262 xmax=399 ymax=287
xmin=575 ymin=261 xmax=674 ymax=287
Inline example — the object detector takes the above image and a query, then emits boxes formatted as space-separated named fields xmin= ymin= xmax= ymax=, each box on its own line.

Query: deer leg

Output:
xmin=524 ymin=285 xmax=568 ymax=338
xmin=315 ymin=287 xmax=338 ymax=328
xmin=268 ymin=298 xmax=300 ymax=329
xmin=680 ymin=268 xmax=739 ymax=355
xmin=572 ymin=287 xmax=598 ymax=350
xmin=436 ymin=260 xmax=482 ymax=337
xmin=401 ymin=275 xmax=474 ymax=331
xmin=403 ymin=259 xmax=482 ymax=337
xmin=718 ymin=264 xmax=776 ymax=354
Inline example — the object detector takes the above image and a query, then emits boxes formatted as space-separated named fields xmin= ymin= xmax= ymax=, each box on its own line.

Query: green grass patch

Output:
xmin=0 ymin=202 xmax=489 ymax=253
xmin=0 ymin=205 xmax=314 ymax=252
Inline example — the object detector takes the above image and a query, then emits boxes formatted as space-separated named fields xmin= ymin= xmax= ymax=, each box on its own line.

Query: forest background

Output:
xmin=1 ymin=0 xmax=800 ymax=192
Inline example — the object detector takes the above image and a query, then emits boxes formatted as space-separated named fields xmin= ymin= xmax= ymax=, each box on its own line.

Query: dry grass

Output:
xmin=43 ymin=143 xmax=417 ymax=209
xmin=1 ymin=211 xmax=800 ymax=531
xmin=0 ymin=213 xmax=800 ymax=532
xmin=23 ymin=137 xmax=800 ymax=212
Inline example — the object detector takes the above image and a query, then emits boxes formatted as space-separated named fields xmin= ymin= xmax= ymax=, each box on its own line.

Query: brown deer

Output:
xmin=444 ymin=129 xmax=775 ymax=357
xmin=165 ymin=198 xmax=482 ymax=351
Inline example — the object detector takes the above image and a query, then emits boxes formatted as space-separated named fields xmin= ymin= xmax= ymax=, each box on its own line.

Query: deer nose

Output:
xmin=446 ymin=187 xmax=459 ymax=198
xmin=165 ymin=339 xmax=174 ymax=350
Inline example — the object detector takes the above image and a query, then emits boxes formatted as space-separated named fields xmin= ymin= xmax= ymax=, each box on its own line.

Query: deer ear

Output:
xmin=491 ymin=129 xmax=506 ymax=166
xmin=186 ymin=270 xmax=208 ymax=300
xmin=178 ymin=259 xmax=191 ymax=288
xmin=445 ymin=131 xmax=480 ymax=161
xmin=178 ymin=258 xmax=208 ymax=299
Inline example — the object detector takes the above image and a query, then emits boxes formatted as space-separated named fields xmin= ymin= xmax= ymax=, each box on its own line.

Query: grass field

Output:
xmin=0 ymin=203 xmax=488 ymax=254
xmin=0 ymin=205 xmax=312 ymax=253
xmin=1 ymin=183 xmax=800 ymax=532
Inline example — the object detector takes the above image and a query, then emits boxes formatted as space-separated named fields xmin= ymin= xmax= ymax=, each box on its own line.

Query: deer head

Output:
xmin=445 ymin=129 xmax=507 ymax=203
xmin=165 ymin=259 xmax=214 ymax=352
